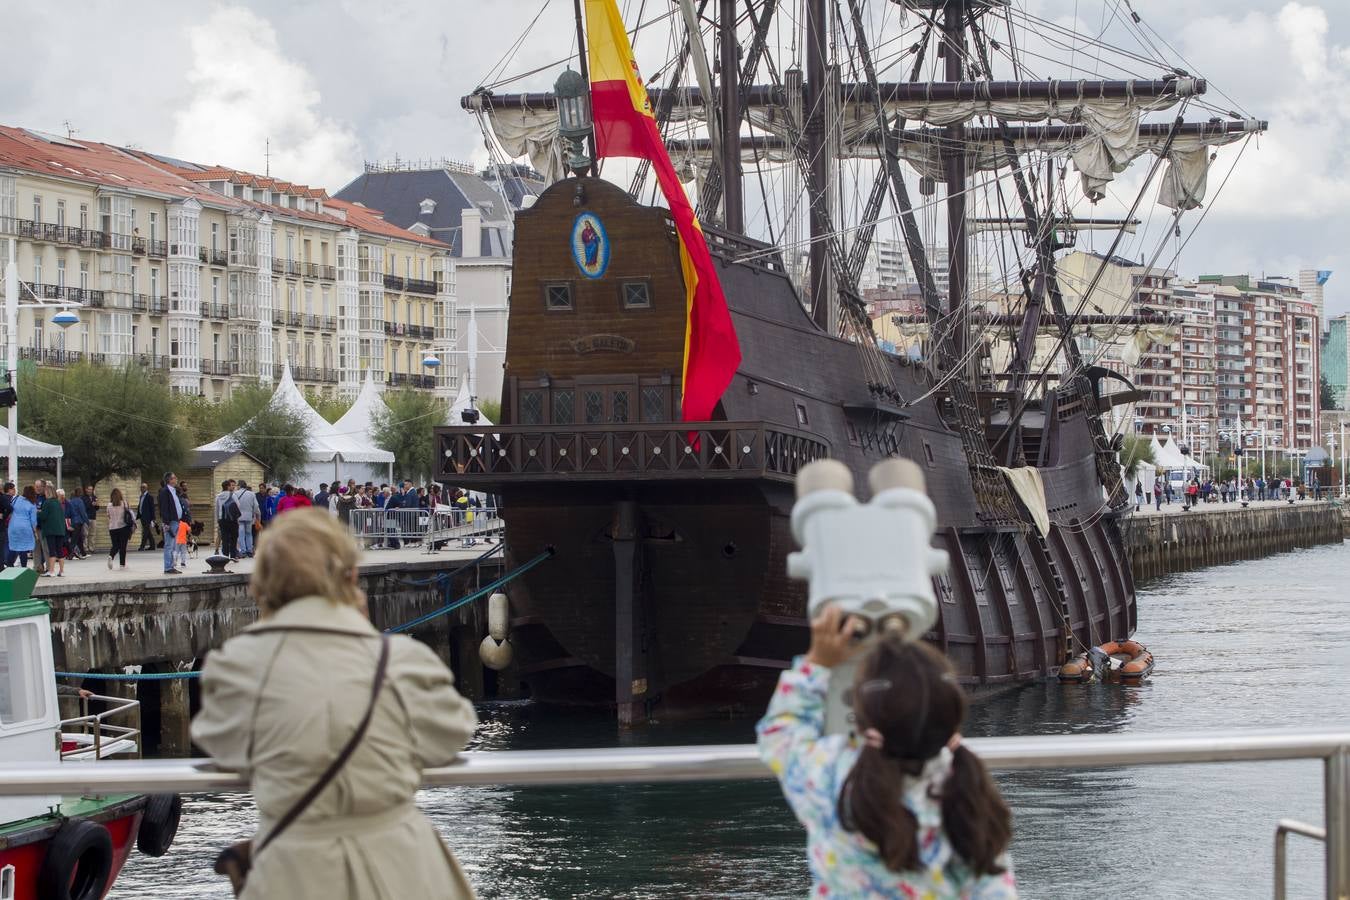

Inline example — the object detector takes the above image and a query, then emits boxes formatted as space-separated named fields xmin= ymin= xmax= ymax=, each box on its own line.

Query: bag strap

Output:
xmin=254 ymin=632 xmax=390 ymax=855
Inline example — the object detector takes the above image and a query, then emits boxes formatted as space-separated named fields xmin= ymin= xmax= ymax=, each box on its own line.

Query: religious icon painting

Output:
xmin=571 ymin=212 xmax=610 ymax=279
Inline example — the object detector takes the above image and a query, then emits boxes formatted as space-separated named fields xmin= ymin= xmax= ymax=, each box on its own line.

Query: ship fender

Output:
xmin=480 ymin=634 xmax=514 ymax=670
xmin=488 ymin=592 xmax=509 ymax=642
xmin=37 ymin=818 xmax=113 ymax=900
xmin=136 ymin=793 xmax=183 ymax=857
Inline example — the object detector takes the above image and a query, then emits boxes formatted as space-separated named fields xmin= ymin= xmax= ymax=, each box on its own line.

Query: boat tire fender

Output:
xmin=37 ymin=818 xmax=113 ymax=900
xmin=137 ymin=793 xmax=184 ymax=857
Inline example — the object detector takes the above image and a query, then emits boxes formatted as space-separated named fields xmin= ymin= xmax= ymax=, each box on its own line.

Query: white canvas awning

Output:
xmin=446 ymin=380 xmax=493 ymax=426
xmin=2 ymin=427 xmax=64 ymax=460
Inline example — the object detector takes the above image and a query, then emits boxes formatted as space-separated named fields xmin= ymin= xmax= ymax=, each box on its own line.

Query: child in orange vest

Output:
xmin=175 ymin=519 xmax=191 ymax=568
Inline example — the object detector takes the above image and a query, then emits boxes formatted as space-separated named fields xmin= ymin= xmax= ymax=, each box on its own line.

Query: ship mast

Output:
xmin=718 ymin=0 xmax=744 ymax=232
xmin=942 ymin=0 xmax=969 ymax=365
xmin=805 ymin=0 xmax=833 ymax=331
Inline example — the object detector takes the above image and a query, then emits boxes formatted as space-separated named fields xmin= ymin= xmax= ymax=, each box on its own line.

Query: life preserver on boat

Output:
xmin=136 ymin=793 xmax=183 ymax=857
xmin=37 ymin=818 xmax=113 ymax=900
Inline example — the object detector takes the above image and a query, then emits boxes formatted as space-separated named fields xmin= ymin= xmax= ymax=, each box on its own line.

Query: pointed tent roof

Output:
xmin=196 ymin=365 xmax=393 ymax=464
xmin=334 ymin=370 xmax=391 ymax=437
xmin=446 ymin=379 xmax=493 ymax=426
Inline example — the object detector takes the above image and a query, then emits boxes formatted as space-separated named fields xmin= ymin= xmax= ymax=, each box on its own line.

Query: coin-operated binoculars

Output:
xmin=786 ymin=458 xmax=949 ymax=735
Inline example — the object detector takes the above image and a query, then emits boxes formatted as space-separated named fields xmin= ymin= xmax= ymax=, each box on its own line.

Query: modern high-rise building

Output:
xmin=0 ymin=125 xmax=456 ymax=401
xmin=1299 ymin=268 xmax=1332 ymax=319
xmin=1322 ymin=314 xmax=1349 ymax=410
xmin=1201 ymin=274 xmax=1321 ymax=452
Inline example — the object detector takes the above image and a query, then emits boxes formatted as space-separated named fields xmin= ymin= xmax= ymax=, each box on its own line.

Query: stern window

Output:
xmin=520 ymin=390 xmax=544 ymax=425
xmin=621 ymin=281 xmax=651 ymax=309
xmin=0 ymin=623 xmax=47 ymax=727
xmin=544 ymin=282 xmax=573 ymax=310
xmin=552 ymin=390 xmax=574 ymax=424
xmin=795 ymin=403 xmax=809 ymax=426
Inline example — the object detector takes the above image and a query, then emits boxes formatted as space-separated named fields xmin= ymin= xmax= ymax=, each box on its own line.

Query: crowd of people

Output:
xmin=1133 ymin=472 xmax=1328 ymax=512
xmin=0 ymin=473 xmax=484 ymax=576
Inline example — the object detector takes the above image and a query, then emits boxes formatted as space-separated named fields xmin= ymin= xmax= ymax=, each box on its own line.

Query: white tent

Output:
xmin=333 ymin=370 xmax=391 ymax=440
xmin=3 ymin=426 xmax=65 ymax=487
xmin=1151 ymin=435 xmax=1209 ymax=480
xmin=196 ymin=365 xmax=394 ymax=488
xmin=446 ymin=379 xmax=493 ymax=426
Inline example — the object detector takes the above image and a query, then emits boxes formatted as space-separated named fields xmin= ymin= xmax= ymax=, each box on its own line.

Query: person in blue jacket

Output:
xmin=66 ymin=489 xmax=91 ymax=559
xmin=6 ymin=485 xmax=39 ymax=568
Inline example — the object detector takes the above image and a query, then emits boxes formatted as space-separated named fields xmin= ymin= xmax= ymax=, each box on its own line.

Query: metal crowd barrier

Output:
xmin=1 ymin=728 xmax=1345 ymax=897
xmin=347 ymin=506 xmax=503 ymax=552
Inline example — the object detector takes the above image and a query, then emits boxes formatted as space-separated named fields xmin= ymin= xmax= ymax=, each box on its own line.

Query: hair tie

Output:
xmin=862 ymin=728 xmax=885 ymax=751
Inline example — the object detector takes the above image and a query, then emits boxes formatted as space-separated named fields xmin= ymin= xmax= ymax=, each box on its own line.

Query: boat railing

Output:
xmin=434 ymin=421 xmax=832 ymax=486
xmin=1 ymin=727 xmax=1345 ymax=897
xmin=57 ymin=693 xmax=141 ymax=761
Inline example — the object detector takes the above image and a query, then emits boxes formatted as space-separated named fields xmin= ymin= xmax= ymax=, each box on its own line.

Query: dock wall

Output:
xmin=1120 ymin=503 xmax=1343 ymax=581
xmin=39 ymin=557 xmax=507 ymax=754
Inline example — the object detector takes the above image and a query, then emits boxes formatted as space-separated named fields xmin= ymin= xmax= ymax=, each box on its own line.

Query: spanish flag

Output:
xmin=585 ymin=0 xmax=741 ymax=423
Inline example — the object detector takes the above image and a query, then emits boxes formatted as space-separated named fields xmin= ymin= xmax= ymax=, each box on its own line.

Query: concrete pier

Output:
xmin=1120 ymin=500 xmax=1343 ymax=580
xmin=34 ymin=545 xmax=508 ymax=754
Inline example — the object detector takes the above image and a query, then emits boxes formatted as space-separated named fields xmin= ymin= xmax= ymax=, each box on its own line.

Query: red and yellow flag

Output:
xmin=585 ymin=0 xmax=741 ymax=423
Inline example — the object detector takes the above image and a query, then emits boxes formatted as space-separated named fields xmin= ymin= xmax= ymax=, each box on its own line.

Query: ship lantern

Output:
xmin=553 ymin=67 xmax=593 ymax=176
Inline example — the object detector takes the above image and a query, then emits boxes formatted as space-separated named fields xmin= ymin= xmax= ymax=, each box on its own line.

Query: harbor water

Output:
xmin=116 ymin=540 xmax=1350 ymax=899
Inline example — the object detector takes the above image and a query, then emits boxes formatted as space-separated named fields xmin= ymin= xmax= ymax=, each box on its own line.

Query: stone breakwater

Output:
xmin=1119 ymin=502 xmax=1343 ymax=581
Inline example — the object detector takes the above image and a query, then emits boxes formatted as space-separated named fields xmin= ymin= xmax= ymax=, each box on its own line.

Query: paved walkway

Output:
xmin=21 ymin=537 xmax=496 ymax=587
xmin=1126 ymin=497 xmax=1338 ymax=517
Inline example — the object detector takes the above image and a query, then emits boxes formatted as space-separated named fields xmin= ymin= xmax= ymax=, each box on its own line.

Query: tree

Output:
xmin=306 ymin=390 xmax=353 ymax=424
xmin=229 ymin=403 xmax=310 ymax=484
xmin=372 ymin=389 xmax=449 ymax=484
xmin=18 ymin=362 xmax=189 ymax=486
xmin=477 ymin=398 xmax=501 ymax=425
xmin=1119 ymin=433 xmax=1156 ymax=482
xmin=1321 ymin=373 xmax=1339 ymax=411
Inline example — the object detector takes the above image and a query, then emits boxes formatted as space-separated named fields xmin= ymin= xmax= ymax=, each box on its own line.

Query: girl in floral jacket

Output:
xmin=757 ymin=606 xmax=1017 ymax=898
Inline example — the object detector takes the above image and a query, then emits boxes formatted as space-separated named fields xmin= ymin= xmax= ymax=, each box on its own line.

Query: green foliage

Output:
xmin=477 ymin=398 xmax=501 ymax=425
xmin=1119 ymin=433 xmax=1156 ymax=480
xmin=372 ymin=389 xmax=449 ymax=484
xmin=18 ymin=362 xmax=189 ymax=486
xmin=227 ymin=402 xmax=310 ymax=484
xmin=1321 ymin=373 xmax=1338 ymax=411
xmin=306 ymin=390 xmax=353 ymax=424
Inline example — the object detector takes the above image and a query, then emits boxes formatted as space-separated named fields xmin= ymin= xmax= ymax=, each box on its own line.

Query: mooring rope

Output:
xmin=55 ymin=547 xmax=555 ymax=682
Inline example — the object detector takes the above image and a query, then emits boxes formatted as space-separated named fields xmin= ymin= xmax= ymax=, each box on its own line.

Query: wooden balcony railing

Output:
xmin=435 ymin=422 xmax=831 ymax=485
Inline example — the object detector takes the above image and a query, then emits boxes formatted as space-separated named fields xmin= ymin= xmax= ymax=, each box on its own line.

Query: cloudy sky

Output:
xmin=3 ymin=1 xmax=1347 ymax=317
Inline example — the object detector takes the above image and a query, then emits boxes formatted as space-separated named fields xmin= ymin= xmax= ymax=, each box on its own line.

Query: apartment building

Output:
xmin=0 ymin=125 xmax=457 ymax=401
xmin=857 ymin=237 xmax=911 ymax=291
xmin=1298 ymin=268 xmax=1331 ymax=319
xmin=335 ymin=161 xmax=536 ymax=405
xmin=1201 ymin=274 xmax=1321 ymax=452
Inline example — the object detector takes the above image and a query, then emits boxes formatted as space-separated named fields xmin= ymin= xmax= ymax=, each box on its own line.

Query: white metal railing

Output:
xmin=0 ymin=728 xmax=1345 ymax=897
xmin=348 ymin=505 xmax=502 ymax=552
xmin=57 ymin=693 xmax=141 ymax=761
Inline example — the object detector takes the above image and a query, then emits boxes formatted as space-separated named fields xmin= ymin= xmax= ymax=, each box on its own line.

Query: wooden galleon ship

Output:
xmin=437 ymin=0 xmax=1265 ymax=720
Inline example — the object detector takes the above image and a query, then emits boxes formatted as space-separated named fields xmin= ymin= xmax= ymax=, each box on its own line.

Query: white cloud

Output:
xmin=170 ymin=6 xmax=361 ymax=189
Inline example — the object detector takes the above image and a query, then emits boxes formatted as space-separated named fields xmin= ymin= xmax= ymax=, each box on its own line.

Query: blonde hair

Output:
xmin=250 ymin=508 xmax=365 ymax=615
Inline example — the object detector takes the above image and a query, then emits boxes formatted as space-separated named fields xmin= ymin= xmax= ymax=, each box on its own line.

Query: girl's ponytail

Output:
xmin=941 ymin=743 xmax=1012 ymax=875
xmin=838 ymin=749 xmax=922 ymax=872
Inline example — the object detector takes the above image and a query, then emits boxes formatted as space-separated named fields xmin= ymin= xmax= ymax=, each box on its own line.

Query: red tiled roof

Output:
xmin=0 ymin=123 xmax=442 ymax=249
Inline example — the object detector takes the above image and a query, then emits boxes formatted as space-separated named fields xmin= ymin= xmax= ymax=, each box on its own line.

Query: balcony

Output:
xmin=201 ymin=359 xmax=230 ymax=376
xmin=136 ymin=353 xmax=171 ymax=371
xmin=24 ymin=283 xmax=106 ymax=307
xmin=285 ymin=259 xmax=302 ymax=277
xmin=1 ymin=217 xmax=109 ymax=250
xmin=198 ymin=246 xmax=209 ymax=263
xmin=383 ymin=274 xmax=405 ymax=292
xmin=149 ymin=296 xmax=168 ymax=315
xmin=406 ymin=277 xmax=437 ymax=296
xmin=271 ymin=259 xmax=284 ymax=275
xmin=320 ymin=316 xmax=337 ymax=331
xmin=294 ymin=366 xmax=323 ymax=382
xmin=271 ymin=310 xmax=285 ymax=325
xmin=205 ymin=303 xmax=230 ymax=321
xmin=322 ymin=368 xmax=339 ymax=383
xmin=132 ymin=237 xmax=167 ymax=257
xmin=315 ymin=264 xmax=336 ymax=281
xmin=287 ymin=312 xmax=302 ymax=327
xmin=436 ymin=422 xmax=832 ymax=488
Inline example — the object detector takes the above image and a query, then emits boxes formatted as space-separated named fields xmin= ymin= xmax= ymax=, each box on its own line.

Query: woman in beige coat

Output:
xmin=191 ymin=508 xmax=479 ymax=899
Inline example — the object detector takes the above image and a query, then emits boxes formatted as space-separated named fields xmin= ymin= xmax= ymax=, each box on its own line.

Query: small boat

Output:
xmin=0 ymin=567 xmax=181 ymax=899
xmin=1058 ymin=640 xmax=1155 ymax=685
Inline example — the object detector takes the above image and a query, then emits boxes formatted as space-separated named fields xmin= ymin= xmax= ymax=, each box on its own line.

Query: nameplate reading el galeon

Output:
xmin=570 ymin=334 xmax=635 ymax=354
